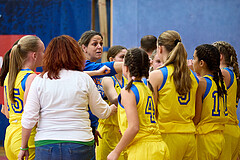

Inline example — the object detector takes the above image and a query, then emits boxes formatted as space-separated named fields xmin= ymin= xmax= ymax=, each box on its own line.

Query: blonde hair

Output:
xmin=158 ymin=30 xmax=191 ymax=95
xmin=8 ymin=35 xmax=40 ymax=103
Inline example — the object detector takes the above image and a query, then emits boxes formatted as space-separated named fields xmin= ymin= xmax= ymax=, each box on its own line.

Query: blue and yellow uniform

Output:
xmin=96 ymin=75 xmax=128 ymax=160
xmin=118 ymin=80 xmax=169 ymax=160
xmin=219 ymin=67 xmax=240 ymax=160
xmin=196 ymin=75 xmax=227 ymax=160
xmin=4 ymin=69 xmax=36 ymax=160
xmin=157 ymin=64 xmax=199 ymax=160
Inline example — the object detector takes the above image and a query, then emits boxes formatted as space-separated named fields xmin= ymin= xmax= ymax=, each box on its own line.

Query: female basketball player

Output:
xmin=97 ymin=45 xmax=128 ymax=160
xmin=4 ymin=35 xmax=44 ymax=160
xmin=149 ymin=30 xmax=199 ymax=160
xmin=213 ymin=41 xmax=240 ymax=160
xmin=107 ymin=48 xmax=169 ymax=160
xmin=193 ymin=44 xmax=227 ymax=160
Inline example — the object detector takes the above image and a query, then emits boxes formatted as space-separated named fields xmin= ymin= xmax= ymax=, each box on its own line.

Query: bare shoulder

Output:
xmin=102 ymin=76 xmax=114 ymax=84
xmin=197 ymin=77 xmax=207 ymax=95
xmin=26 ymin=73 xmax=37 ymax=87
xmin=221 ymin=68 xmax=231 ymax=86
xmin=149 ymin=70 xmax=163 ymax=81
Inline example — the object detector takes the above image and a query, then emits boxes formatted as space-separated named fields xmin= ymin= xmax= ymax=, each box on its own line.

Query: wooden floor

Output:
xmin=0 ymin=146 xmax=7 ymax=160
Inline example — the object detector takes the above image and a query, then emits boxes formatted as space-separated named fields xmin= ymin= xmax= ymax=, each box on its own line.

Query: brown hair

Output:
xmin=213 ymin=41 xmax=240 ymax=99
xmin=107 ymin=45 xmax=127 ymax=61
xmin=158 ymin=30 xmax=191 ymax=95
xmin=0 ymin=39 xmax=19 ymax=86
xmin=41 ymin=35 xmax=86 ymax=79
xmin=78 ymin=30 xmax=103 ymax=48
xmin=141 ymin=35 xmax=157 ymax=53
xmin=124 ymin=48 xmax=153 ymax=92
xmin=195 ymin=44 xmax=227 ymax=97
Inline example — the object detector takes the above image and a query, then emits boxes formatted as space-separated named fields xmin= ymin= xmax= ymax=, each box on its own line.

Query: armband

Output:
xmin=20 ymin=147 xmax=29 ymax=151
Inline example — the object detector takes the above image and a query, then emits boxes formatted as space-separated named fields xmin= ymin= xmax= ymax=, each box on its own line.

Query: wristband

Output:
xmin=20 ymin=147 xmax=29 ymax=151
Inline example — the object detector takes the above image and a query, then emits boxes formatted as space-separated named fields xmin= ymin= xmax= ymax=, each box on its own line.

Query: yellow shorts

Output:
xmin=96 ymin=123 xmax=127 ymax=160
xmin=127 ymin=139 xmax=169 ymax=160
xmin=219 ymin=124 xmax=240 ymax=160
xmin=196 ymin=130 xmax=225 ymax=160
xmin=161 ymin=133 xmax=197 ymax=160
xmin=4 ymin=123 xmax=36 ymax=160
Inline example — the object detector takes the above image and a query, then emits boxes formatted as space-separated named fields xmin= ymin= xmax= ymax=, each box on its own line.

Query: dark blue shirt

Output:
xmin=84 ymin=60 xmax=117 ymax=128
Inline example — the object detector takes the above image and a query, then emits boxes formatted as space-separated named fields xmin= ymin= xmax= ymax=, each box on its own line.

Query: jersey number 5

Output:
xmin=11 ymin=88 xmax=24 ymax=113
xmin=145 ymin=96 xmax=156 ymax=123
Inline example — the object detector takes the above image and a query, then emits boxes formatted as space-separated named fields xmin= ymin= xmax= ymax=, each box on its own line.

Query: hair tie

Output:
xmin=174 ymin=39 xmax=181 ymax=45
xmin=17 ymin=44 xmax=21 ymax=49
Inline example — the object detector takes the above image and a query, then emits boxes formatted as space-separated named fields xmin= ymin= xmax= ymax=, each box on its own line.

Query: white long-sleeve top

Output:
xmin=22 ymin=69 xmax=112 ymax=142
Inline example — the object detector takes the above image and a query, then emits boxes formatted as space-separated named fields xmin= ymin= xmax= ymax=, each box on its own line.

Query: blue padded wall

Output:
xmin=112 ymin=0 xmax=240 ymax=124
xmin=112 ymin=0 xmax=240 ymax=59
xmin=0 ymin=0 xmax=92 ymax=45
xmin=0 ymin=0 xmax=92 ymax=143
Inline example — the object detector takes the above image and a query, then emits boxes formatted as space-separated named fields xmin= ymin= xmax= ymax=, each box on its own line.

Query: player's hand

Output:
xmin=97 ymin=65 xmax=111 ymax=75
xmin=94 ymin=129 xmax=102 ymax=146
xmin=107 ymin=151 xmax=120 ymax=160
xmin=18 ymin=150 xmax=29 ymax=160
xmin=110 ymin=104 xmax=117 ymax=115
xmin=187 ymin=59 xmax=194 ymax=71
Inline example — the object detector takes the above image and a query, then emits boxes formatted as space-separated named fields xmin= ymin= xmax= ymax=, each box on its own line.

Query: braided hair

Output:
xmin=195 ymin=44 xmax=227 ymax=97
xmin=124 ymin=48 xmax=153 ymax=92
xmin=213 ymin=41 xmax=240 ymax=100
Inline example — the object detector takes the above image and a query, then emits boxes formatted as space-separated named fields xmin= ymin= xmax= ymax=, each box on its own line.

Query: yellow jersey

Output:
xmin=99 ymin=75 xmax=128 ymax=126
xmin=196 ymin=75 xmax=227 ymax=134
xmin=157 ymin=64 xmax=199 ymax=133
xmin=4 ymin=69 xmax=34 ymax=123
xmin=118 ymin=80 xmax=161 ymax=144
xmin=4 ymin=68 xmax=36 ymax=160
xmin=222 ymin=67 xmax=239 ymax=125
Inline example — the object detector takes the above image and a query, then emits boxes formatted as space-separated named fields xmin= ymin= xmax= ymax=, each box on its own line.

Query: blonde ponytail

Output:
xmin=158 ymin=30 xmax=191 ymax=95
xmin=8 ymin=35 xmax=40 ymax=103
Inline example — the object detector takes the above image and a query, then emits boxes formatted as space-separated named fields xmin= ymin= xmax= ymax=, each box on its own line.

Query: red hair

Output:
xmin=41 ymin=35 xmax=86 ymax=79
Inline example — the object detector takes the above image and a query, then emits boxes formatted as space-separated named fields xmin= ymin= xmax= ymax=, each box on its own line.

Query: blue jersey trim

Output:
xmin=118 ymin=94 xmax=125 ymax=109
xmin=158 ymin=66 xmax=168 ymax=91
xmin=142 ymin=77 xmax=147 ymax=85
xmin=190 ymin=69 xmax=199 ymax=84
xmin=84 ymin=60 xmax=117 ymax=78
xmin=203 ymin=77 xmax=212 ymax=101
xmin=21 ymin=68 xmax=32 ymax=71
xmin=133 ymin=80 xmax=142 ymax=82
xmin=223 ymin=67 xmax=234 ymax=89
xmin=21 ymin=73 xmax=31 ymax=92
xmin=130 ymin=84 xmax=140 ymax=105
xmin=113 ymin=75 xmax=125 ymax=89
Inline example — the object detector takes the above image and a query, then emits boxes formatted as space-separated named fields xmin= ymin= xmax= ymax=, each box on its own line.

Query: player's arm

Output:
xmin=221 ymin=69 xmax=230 ymax=88
xmin=2 ymin=89 xmax=9 ymax=119
xmin=113 ymin=62 xmax=123 ymax=74
xmin=193 ymin=77 xmax=206 ymax=125
xmin=18 ymin=127 xmax=32 ymax=160
xmin=107 ymin=89 xmax=139 ymax=160
xmin=102 ymin=77 xmax=118 ymax=106
xmin=148 ymin=70 xmax=163 ymax=108
xmin=84 ymin=65 xmax=111 ymax=77
xmin=24 ymin=73 xmax=37 ymax=105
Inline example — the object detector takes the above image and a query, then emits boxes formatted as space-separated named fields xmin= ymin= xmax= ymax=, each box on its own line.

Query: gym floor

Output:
xmin=0 ymin=146 xmax=7 ymax=160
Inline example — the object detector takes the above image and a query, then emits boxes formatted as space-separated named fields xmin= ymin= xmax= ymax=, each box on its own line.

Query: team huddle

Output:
xmin=0 ymin=30 xmax=239 ymax=160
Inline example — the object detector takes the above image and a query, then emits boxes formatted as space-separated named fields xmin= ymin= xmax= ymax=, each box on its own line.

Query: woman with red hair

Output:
xmin=18 ymin=35 xmax=117 ymax=160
